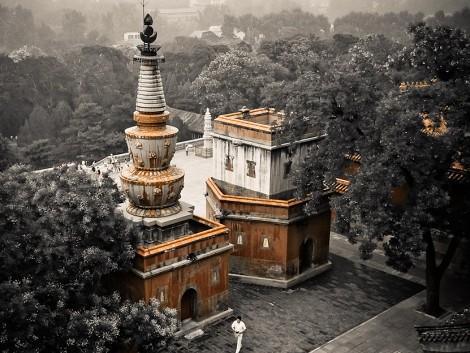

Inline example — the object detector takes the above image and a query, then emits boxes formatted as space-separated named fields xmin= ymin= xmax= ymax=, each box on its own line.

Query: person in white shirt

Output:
xmin=231 ymin=316 xmax=246 ymax=353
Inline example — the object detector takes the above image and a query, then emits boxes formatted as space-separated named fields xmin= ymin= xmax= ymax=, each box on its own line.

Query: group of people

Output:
xmin=87 ymin=155 xmax=129 ymax=178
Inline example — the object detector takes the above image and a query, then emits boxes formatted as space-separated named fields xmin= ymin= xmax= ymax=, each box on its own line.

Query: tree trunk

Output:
xmin=424 ymin=228 xmax=442 ymax=316
xmin=423 ymin=228 xmax=461 ymax=316
xmin=425 ymin=261 xmax=442 ymax=316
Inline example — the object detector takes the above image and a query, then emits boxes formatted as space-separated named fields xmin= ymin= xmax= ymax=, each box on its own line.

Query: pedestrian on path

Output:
xmin=231 ymin=316 xmax=246 ymax=353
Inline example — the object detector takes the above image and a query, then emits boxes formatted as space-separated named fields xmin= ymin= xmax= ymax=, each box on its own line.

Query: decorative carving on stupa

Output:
xmin=120 ymin=14 xmax=184 ymax=218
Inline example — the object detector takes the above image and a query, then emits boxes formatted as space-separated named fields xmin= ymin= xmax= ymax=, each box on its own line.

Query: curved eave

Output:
xmin=207 ymin=177 xmax=304 ymax=208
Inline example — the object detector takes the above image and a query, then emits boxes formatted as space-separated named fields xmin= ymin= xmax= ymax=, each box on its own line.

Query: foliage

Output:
xmin=200 ymin=5 xmax=229 ymax=28
xmin=281 ymin=23 xmax=470 ymax=316
xmin=259 ymin=34 xmax=324 ymax=77
xmin=257 ymin=9 xmax=330 ymax=41
xmin=119 ymin=299 xmax=178 ymax=352
xmin=62 ymin=102 xmax=127 ymax=163
xmin=0 ymin=5 xmax=35 ymax=51
xmin=226 ymin=0 xmax=308 ymax=18
xmin=327 ymin=0 xmax=469 ymax=19
xmin=192 ymin=49 xmax=289 ymax=116
xmin=221 ymin=15 xmax=239 ymax=38
xmin=170 ymin=115 xmax=193 ymax=142
xmin=60 ymin=9 xmax=87 ymax=41
xmin=0 ymin=134 xmax=20 ymax=172
xmin=17 ymin=105 xmax=52 ymax=145
xmin=18 ymin=139 xmax=57 ymax=170
xmin=333 ymin=11 xmax=424 ymax=44
xmin=0 ymin=45 xmax=134 ymax=168
xmin=65 ymin=46 xmax=136 ymax=109
xmin=407 ymin=22 xmax=470 ymax=81
xmin=0 ymin=165 xmax=177 ymax=352
xmin=0 ymin=54 xmax=76 ymax=138
xmin=161 ymin=41 xmax=230 ymax=112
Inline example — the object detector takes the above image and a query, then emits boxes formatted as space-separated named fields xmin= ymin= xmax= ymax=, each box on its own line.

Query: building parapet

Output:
xmin=131 ymin=243 xmax=234 ymax=279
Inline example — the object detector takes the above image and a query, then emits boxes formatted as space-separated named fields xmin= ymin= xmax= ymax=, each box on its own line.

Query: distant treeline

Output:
xmin=0 ymin=4 xmax=469 ymax=170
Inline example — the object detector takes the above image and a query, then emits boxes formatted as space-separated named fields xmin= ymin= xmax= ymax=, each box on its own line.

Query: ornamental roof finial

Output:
xmin=138 ymin=12 xmax=159 ymax=56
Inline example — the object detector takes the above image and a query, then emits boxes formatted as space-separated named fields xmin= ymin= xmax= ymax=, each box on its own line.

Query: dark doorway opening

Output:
xmin=181 ymin=288 xmax=198 ymax=322
xmin=299 ymin=239 xmax=314 ymax=273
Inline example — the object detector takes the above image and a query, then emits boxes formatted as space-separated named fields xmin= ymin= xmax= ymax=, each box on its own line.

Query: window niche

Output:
xmin=284 ymin=161 xmax=293 ymax=179
xmin=261 ymin=236 xmax=271 ymax=249
xmin=210 ymin=267 xmax=220 ymax=285
xmin=157 ymin=287 xmax=167 ymax=303
xmin=236 ymin=232 xmax=244 ymax=246
xmin=225 ymin=155 xmax=234 ymax=171
xmin=246 ymin=160 xmax=256 ymax=178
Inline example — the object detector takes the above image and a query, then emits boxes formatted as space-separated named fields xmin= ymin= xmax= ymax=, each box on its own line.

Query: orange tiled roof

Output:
xmin=345 ymin=152 xmax=362 ymax=162
xmin=448 ymin=164 xmax=468 ymax=182
xmin=420 ymin=112 xmax=447 ymax=136
xmin=399 ymin=78 xmax=438 ymax=92
xmin=329 ymin=178 xmax=350 ymax=194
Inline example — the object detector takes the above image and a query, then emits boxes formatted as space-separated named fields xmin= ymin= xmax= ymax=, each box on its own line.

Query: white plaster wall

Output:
xmin=213 ymin=137 xmax=272 ymax=195
xmin=213 ymin=134 xmax=320 ymax=197
xmin=269 ymin=142 xmax=315 ymax=196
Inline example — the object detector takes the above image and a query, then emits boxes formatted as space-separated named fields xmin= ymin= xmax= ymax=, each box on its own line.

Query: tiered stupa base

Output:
xmin=120 ymin=167 xmax=185 ymax=217
xmin=122 ymin=200 xmax=194 ymax=230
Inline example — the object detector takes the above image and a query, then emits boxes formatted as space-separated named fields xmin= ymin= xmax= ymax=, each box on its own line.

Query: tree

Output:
xmin=170 ymin=115 xmax=192 ymax=142
xmin=285 ymin=24 xmax=470 ymax=316
xmin=221 ymin=14 xmax=238 ymax=38
xmin=256 ymin=9 xmax=330 ymax=41
xmin=259 ymin=34 xmax=326 ymax=77
xmin=0 ymin=134 xmax=20 ymax=172
xmin=191 ymin=49 xmax=289 ymax=116
xmin=18 ymin=138 xmax=56 ymax=170
xmin=200 ymin=4 xmax=229 ymax=28
xmin=407 ymin=22 xmax=470 ymax=82
xmin=17 ymin=105 xmax=52 ymax=144
xmin=62 ymin=102 xmax=118 ymax=162
xmin=226 ymin=0 xmax=305 ymax=17
xmin=0 ymin=165 xmax=178 ymax=352
xmin=50 ymin=100 xmax=74 ymax=140
xmin=60 ymin=9 xmax=87 ymax=41
xmin=0 ymin=5 xmax=35 ymax=50
xmin=65 ymin=46 xmax=136 ymax=109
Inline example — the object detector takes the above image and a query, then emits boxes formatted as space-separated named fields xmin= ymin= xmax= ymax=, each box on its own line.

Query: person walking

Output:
xmin=231 ymin=316 xmax=246 ymax=353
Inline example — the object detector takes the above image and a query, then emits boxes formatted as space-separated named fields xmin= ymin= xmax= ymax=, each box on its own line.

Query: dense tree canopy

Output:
xmin=0 ymin=165 xmax=177 ymax=352
xmin=0 ymin=135 xmax=20 ymax=172
xmin=0 ymin=45 xmax=134 ymax=168
xmin=1 ymin=4 xmax=468 ymax=169
xmin=282 ymin=24 xmax=470 ymax=316
xmin=191 ymin=49 xmax=289 ymax=116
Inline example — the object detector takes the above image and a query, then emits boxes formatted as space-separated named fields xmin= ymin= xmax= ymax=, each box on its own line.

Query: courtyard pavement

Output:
xmin=171 ymin=149 xmax=469 ymax=353
xmin=171 ymin=249 xmax=424 ymax=353
xmin=172 ymin=232 xmax=469 ymax=353
xmin=102 ymin=149 xmax=470 ymax=353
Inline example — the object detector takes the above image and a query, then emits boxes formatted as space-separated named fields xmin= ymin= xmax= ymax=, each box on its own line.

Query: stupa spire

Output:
xmin=134 ymin=13 xmax=166 ymax=114
xmin=120 ymin=14 xmax=184 ymax=218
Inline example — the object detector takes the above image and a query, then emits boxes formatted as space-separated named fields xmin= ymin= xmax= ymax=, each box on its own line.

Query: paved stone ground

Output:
xmin=171 ymin=253 xmax=424 ymax=353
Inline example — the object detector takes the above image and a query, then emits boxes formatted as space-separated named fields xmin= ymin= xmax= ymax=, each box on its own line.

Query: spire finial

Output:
xmin=137 ymin=0 xmax=159 ymax=56
xmin=140 ymin=0 xmax=148 ymax=22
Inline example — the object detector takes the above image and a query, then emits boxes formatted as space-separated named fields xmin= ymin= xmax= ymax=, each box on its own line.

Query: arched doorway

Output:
xmin=299 ymin=239 xmax=314 ymax=273
xmin=181 ymin=288 xmax=198 ymax=322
